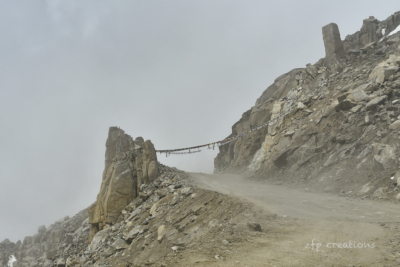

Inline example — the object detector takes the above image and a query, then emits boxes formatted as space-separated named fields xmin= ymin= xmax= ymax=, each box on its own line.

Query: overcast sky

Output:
xmin=1 ymin=0 xmax=399 ymax=242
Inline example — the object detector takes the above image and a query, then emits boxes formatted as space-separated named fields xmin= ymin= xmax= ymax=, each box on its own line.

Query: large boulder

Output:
xmin=88 ymin=228 xmax=111 ymax=252
xmin=369 ymin=65 xmax=399 ymax=84
xmin=322 ymin=23 xmax=346 ymax=71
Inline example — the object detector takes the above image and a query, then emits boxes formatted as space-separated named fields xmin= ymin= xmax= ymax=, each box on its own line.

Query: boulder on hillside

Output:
xmin=372 ymin=143 xmax=397 ymax=171
xmin=366 ymin=95 xmax=388 ymax=110
xmin=370 ymin=65 xmax=399 ymax=84
xmin=346 ymin=89 xmax=369 ymax=102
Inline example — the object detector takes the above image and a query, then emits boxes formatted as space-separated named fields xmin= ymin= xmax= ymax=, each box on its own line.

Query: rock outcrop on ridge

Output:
xmin=215 ymin=11 xmax=400 ymax=201
xmin=88 ymin=127 xmax=158 ymax=241
xmin=343 ymin=11 xmax=400 ymax=52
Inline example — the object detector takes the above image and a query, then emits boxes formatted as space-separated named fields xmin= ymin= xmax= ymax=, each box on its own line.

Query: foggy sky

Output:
xmin=1 ymin=0 xmax=399 ymax=242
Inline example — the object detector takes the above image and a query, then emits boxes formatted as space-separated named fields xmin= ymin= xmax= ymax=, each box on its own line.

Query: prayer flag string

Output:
xmin=156 ymin=104 xmax=298 ymax=156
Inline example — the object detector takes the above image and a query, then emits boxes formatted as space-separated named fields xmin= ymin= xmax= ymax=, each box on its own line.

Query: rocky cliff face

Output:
xmin=343 ymin=11 xmax=400 ymax=52
xmin=215 ymin=11 xmax=400 ymax=200
xmin=88 ymin=127 xmax=158 ymax=241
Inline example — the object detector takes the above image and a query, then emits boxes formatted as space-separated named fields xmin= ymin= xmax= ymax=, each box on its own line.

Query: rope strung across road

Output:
xmin=157 ymin=103 xmax=298 ymax=157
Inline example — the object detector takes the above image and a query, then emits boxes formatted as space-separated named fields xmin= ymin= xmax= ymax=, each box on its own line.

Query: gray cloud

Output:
xmin=1 ymin=0 xmax=399 ymax=242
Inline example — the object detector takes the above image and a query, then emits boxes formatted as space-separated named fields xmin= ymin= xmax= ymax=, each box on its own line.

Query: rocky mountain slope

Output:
xmin=215 ymin=11 xmax=400 ymax=201
xmin=1 ymin=135 xmax=282 ymax=267
xmin=3 ymin=10 xmax=400 ymax=267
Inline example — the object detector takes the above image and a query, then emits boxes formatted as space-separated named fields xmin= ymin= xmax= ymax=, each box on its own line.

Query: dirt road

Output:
xmin=189 ymin=172 xmax=400 ymax=266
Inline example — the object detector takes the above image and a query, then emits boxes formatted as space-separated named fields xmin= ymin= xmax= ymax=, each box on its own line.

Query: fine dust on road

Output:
xmin=189 ymin=172 xmax=400 ymax=266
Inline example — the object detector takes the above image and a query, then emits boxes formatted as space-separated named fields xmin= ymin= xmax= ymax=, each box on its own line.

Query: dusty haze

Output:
xmin=1 ymin=0 xmax=399 ymax=242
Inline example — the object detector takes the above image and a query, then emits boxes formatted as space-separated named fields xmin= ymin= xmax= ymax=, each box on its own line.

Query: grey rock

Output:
xmin=38 ymin=225 xmax=46 ymax=234
xmin=111 ymin=238 xmax=129 ymax=251
xmin=388 ymin=37 xmax=400 ymax=45
xmin=322 ymin=23 xmax=346 ymax=71
xmin=389 ymin=120 xmax=400 ymax=130
xmin=366 ymin=95 xmax=388 ymax=110
xmin=372 ymin=144 xmax=397 ymax=171
xmin=125 ymin=226 xmax=142 ymax=242
xmin=373 ymin=188 xmax=387 ymax=199
xmin=376 ymin=66 xmax=399 ymax=84
xmin=375 ymin=46 xmax=387 ymax=55
xmin=347 ymin=49 xmax=361 ymax=55
xmin=56 ymin=258 xmax=66 ymax=267
xmin=173 ymin=232 xmax=195 ymax=246
xmin=359 ymin=184 xmax=371 ymax=195
xmin=357 ymin=146 xmax=372 ymax=159
xmin=88 ymin=228 xmax=110 ymax=252
xmin=180 ymin=187 xmax=193 ymax=195
xmin=335 ymin=100 xmax=356 ymax=111
xmin=346 ymin=89 xmax=369 ymax=102
xmin=101 ymin=246 xmax=116 ymax=258
xmin=247 ymin=222 xmax=262 ymax=232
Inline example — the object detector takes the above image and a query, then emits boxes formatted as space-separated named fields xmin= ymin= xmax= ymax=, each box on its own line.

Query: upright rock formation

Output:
xmin=343 ymin=12 xmax=400 ymax=52
xmin=322 ymin=23 xmax=346 ymax=72
xmin=88 ymin=127 xmax=158 ymax=240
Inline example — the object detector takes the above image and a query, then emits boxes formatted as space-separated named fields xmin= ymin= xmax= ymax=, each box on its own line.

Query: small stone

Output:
xmin=389 ymin=120 xmax=400 ymax=130
xmin=138 ymin=192 xmax=148 ymax=201
xmin=359 ymin=184 xmax=371 ymax=195
xmin=111 ymin=238 xmax=129 ymax=251
xmin=215 ymin=254 xmax=224 ymax=260
xmin=125 ymin=226 xmax=142 ymax=242
xmin=247 ymin=222 xmax=262 ymax=232
xmin=157 ymin=225 xmax=166 ymax=241
xmin=366 ymin=95 xmax=388 ymax=110
xmin=297 ymin=102 xmax=305 ymax=109
xmin=222 ymin=239 xmax=229 ymax=245
xmin=180 ymin=187 xmax=193 ymax=195
xmin=56 ymin=258 xmax=66 ymax=267
xmin=208 ymin=219 xmax=220 ymax=228
xmin=284 ymin=130 xmax=295 ymax=137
